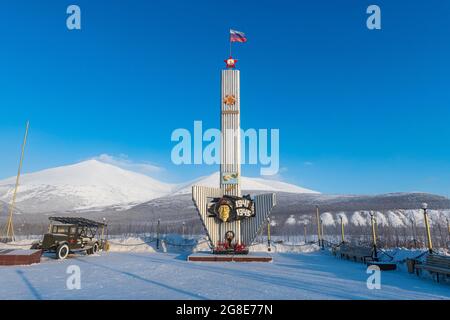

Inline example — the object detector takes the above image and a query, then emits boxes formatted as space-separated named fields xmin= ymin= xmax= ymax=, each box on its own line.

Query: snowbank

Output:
xmin=107 ymin=237 xmax=156 ymax=253
xmin=251 ymin=242 xmax=320 ymax=253
xmin=0 ymin=239 xmax=37 ymax=250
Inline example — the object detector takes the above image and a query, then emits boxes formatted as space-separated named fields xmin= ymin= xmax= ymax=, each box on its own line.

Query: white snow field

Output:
xmin=0 ymin=251 xmax=449 ymax=300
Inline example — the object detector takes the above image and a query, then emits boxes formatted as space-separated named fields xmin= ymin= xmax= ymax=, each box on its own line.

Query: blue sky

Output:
xmin=0 ymin=0 xmax=450 ymax=196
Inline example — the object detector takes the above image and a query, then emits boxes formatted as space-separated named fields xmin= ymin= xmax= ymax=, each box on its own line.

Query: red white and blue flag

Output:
xmin=230 ymin=29 xmax=247 ymax=43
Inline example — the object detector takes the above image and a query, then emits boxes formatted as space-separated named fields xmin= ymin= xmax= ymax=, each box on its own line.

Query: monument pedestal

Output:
xmin=187 ymin=252 xmax=272 ymax=263
xmin=0 ymin=249 xmax=42 ymax=266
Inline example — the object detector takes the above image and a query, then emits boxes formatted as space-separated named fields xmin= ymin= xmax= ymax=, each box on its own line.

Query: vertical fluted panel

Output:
xmin=241 ymin=193 xmax=277 ymax=246
xmin=192 ymin=186 xmax=223 ymax=248
xmin=220 ymin=69 xmax=241 ymax=243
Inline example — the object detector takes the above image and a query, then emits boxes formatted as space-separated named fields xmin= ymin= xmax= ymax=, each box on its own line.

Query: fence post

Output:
xmin=340 ymin=216 xmax=345 ymax=243
xmin=267 ymin=217 xmax=271 ymax=252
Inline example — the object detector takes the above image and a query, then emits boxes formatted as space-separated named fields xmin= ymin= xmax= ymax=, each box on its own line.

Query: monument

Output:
xmin=190 ymin=33 xmax=276 ymax=261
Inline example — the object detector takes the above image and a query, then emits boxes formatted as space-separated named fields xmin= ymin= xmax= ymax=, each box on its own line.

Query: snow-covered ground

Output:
xmin=1 ymin=249 xmax=449 ymax=300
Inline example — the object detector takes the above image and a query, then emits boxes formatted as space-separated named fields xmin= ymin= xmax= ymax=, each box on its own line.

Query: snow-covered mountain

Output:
xmin=0 ymin=160 xmax=317 ymax=214
xmin=174 ymin=172 xmax=319 ymax=195
xmin=0 ymin=160 xmax=174 ymax=213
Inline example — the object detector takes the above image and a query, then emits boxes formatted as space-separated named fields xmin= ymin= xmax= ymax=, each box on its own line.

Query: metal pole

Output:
xmin=422 ymin=203 xmax=433 ymax=253
xmin=447 ymin=218 xmax=450 ymax=245
xmin=101 ymin=218 xmax=106 ymax=240
xmin=182 ymin=222 xmax=186 ymax=238
xmin=340 ymin=216 xmax=345 ymax=243
xmin=370 ymin=212 xmax=378 ymax=260
xmin=4 ymin=121 xmax=29 ymax=242
xmin=410 ymin=218 xmax=417 ymax=248
xmin=303 ymin=223 xmax=307 ymax=244
xmin=321 ymin=219 xmax=324 ymax=248
xmin=229 ymin=29 xmax=232 ymax=57
xmin=437 ymin=223 xmax=444 ymax=248
xmin=316 ymin=206 xmax=322 ymax=247
xmin=156 ymin=219 xmax=160 ymax=250
xmin=267 ymin=217 xmax=271 ymax=252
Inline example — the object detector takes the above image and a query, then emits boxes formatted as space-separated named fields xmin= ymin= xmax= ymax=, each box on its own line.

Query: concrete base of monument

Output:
xmin=187 ymin=252 xmax=272 ymax=262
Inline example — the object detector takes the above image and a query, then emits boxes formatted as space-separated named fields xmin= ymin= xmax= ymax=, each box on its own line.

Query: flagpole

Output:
xmin=229 ymin=31 xmax=232 ymax=57
xmin=4 ymin=121 xmax=29 ymax=242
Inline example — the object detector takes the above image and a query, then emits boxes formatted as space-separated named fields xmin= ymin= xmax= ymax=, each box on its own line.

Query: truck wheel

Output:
xmin=30 ymin=242 xmax=40 ymax=250
xmin=87 ymin=243 xmax=99 ymax=255
xmin=56 ymin=243 xmax=69 ymax=260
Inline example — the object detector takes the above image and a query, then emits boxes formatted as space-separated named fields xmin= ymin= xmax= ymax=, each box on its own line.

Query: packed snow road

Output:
xmin=0 ymin=252 xmax=449 ymax=300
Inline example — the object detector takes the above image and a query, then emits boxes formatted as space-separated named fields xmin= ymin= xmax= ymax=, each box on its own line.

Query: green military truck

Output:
xmin=31 ymin=217 xmax=108 ymax=260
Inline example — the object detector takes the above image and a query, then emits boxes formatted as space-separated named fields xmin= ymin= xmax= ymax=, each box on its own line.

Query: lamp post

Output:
xmin=182 ymin=221 xmax=186 ymax=238
xmin=156 ymin=219 xmax=161 ymax=250
xmin=410 ymin=217 xmax=417 ymax=248
xmin=303 ymin=222 xmax=307 ymax=244
xmin=422 ymin=203 xmax=433 ymax=253
xmin=447 ymin=218 xmax=450 ymax=238
xmin=101 ymin=217 xmax=106 ymax=241
xmin=316 ymin=206 xmax=322 ymax=248
xmin=369 ymin=211 xmax=378 ymax=260
xmin=321 ymin=219 xmax=324 ymax=248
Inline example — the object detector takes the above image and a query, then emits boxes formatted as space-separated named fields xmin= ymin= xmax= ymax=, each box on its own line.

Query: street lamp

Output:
xmin=422 ymin=203 xmax=433 ymax=253
xmin=316 ymin=206 xmax=322 ymax=248
xmin=340 ymin=216 xmax=345 ymax=244
xmin=410 ymin=217 xmax=417 ymax=248
xmin=157 ymin=219 xmax=161 ymax=250
xmin=369 ymin=211 xmax=378 ymax=260
xmin=303 ymin=222 xmax=307 ymax=244
xmin=320 ymin=218 xmax=325 ymax=249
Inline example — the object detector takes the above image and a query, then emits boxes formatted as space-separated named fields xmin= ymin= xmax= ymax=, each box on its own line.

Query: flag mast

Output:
xmin=229 ymin=29 xmax=232 ymax=57
xmin=2 ymin=121 xmax=29 ymax=242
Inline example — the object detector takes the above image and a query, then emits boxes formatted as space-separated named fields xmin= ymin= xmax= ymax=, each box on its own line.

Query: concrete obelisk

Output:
xmin=192 ymin=56 xmax=276 ymax=254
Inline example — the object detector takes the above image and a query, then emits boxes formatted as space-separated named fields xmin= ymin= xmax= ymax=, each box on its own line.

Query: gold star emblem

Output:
xmin=223 ymin=94 xmax=236 ymax=106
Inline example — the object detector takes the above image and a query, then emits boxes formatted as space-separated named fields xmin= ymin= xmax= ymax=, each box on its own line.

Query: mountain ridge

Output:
xmin=0 ymin=160 xmax=317 ymax=213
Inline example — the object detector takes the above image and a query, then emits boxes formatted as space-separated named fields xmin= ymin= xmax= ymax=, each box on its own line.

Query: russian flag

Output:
xmin=230 ymin=29 xmax=247 ymax=43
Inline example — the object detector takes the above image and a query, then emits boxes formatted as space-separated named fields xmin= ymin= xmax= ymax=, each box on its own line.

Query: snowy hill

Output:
xmin=0 ymin=200 xmax=9 ymax=216
xmin=0 ymin=160 xmax=174 ymax=213
xmin=0 ymin=161 xmax=316 ymax=214
xmin=174 ymin=172 xmax=319 ymax=194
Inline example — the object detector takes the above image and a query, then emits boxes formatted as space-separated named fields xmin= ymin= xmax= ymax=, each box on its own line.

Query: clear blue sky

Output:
xmin=0 ymin=0 xmax=449 ymax=196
